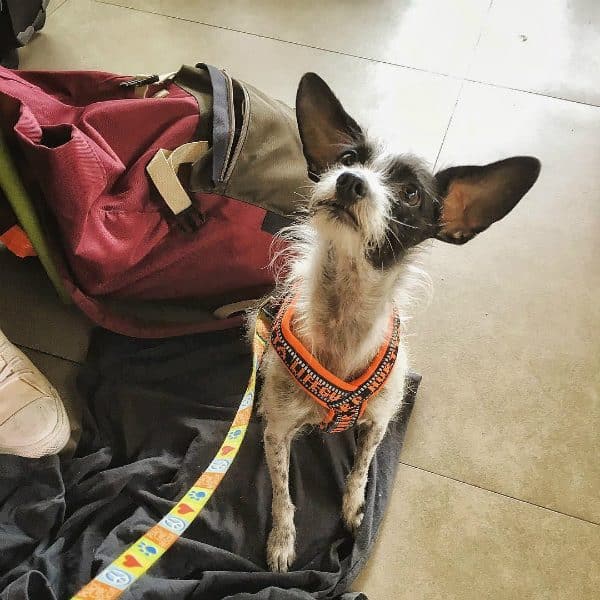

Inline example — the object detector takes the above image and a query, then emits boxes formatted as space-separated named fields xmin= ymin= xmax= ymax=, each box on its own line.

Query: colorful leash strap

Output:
xmin=71 ymin=307 xmax=273 ymax=600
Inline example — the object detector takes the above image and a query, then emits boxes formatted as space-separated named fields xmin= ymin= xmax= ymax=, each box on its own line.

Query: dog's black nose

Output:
xmin=336 ymin=172 xmax=366 ymax=205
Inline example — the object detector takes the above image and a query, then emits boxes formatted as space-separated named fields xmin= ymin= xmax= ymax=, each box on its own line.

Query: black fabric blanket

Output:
xmin=0 ymin=328 xmax=419 ymax=599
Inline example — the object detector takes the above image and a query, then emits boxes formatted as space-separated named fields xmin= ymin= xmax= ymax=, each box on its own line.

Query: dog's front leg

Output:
xmin=263 ymin=419 xmax=299 ymax=572
xmin=342 ymin=421 xmax=386 ymax=532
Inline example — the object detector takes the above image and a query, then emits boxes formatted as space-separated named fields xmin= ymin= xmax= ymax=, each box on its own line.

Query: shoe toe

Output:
xmin=0 ymin=332 xmax=71 ymax=458
xmin=0 ymin=392 xmax=70 ymax=458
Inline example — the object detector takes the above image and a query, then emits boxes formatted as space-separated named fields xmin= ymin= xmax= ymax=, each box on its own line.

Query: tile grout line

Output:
xmin=92 ymin=1 xmax=458 ymax=79
xmin=434 ymin=0 xmax=495 ymax=170
xmin=91 ymin=1 xmax=600 ymax=110
xmin=432 ymin=80 xmax=463 ymax=171
xmin=48 ymin=0 xmax=69 ymax=16
xmin=467 ymin=0 xmax=494 ymax=79
xmin=463 ymin=77 xmax=600 ymax=108
xmin=17 ymin=343 xmax=82 ymax=366
xmin=399 ymin=461 xmax=600 ymax=526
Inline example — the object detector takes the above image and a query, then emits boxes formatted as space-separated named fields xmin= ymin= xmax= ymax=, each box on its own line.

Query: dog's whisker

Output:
xmin=384 ymin=224 xmax=405 ymax=253
xmin=388 ymin=216 xmax=418 ymax=230
xmin=384 ymin=233 xmax=397 ymax=261
xmin=385 ymin=225 xmax=402 ymax=245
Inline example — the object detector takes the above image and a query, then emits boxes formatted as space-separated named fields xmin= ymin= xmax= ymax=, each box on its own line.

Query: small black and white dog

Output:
xmin=254 ymin=73 xmax=540 ymax=572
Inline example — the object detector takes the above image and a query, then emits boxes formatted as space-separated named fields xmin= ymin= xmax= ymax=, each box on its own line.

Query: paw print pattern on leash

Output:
xmin=186 ymin=487 xmax=211 ymax=507
xmin=228 ymin=427 xmax=243 ymax=440
xmin=136 ymin=541 xmax=158 ymax=557
xmin=188 ymin=489 xmax=206 ymax=501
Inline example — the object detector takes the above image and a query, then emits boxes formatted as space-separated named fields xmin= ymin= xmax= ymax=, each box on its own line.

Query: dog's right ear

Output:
xmin=296 ymin=73 xmax=364 ymax=181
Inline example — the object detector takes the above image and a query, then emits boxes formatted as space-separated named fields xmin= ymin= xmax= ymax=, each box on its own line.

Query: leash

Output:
xmin=71 ymin=308 xmax=273 ymax=600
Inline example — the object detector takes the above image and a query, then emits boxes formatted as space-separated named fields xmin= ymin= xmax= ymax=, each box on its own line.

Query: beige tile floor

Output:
xmin=1 ymin=0 xmax=598 ymax=598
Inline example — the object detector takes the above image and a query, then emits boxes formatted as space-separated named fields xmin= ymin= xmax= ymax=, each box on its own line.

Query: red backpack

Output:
xmin=0 ymin=63 xmax=309 ymax=337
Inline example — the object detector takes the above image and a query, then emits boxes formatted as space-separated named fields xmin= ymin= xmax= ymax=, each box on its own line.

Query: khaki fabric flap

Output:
xmin=175 ymin=64 xmax=311 ymax=219
xmin=146 ymin=141 xmax=209 ymax=215
xmin=219 ymin=80 xmax=310 ymax=218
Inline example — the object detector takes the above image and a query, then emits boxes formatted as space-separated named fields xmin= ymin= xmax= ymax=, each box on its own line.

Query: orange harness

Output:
xmin=269 ymin=297 xmax=401 ymax=433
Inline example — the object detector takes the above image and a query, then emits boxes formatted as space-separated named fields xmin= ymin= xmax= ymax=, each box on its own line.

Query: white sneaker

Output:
xmin=0 ymin=329 xmax=70 ymax=458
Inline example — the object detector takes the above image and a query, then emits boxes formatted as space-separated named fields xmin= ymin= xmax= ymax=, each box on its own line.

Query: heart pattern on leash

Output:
xmin=177 ymin=503 xmax=194 ymax=515
xmin=122 ymin=555 xmax=141 ymax=568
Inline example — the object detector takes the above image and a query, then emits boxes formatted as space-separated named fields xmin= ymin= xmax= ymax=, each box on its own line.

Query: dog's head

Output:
xmin=296 ymin=73 xmax=541 ymax=268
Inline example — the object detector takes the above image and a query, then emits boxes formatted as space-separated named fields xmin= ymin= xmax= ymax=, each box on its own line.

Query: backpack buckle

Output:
xmin=172 ymin=205 xmax=205 ymax=233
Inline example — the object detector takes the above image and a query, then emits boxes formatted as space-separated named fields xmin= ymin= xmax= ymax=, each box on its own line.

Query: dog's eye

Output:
xmin=339 ymin=150 xmax=358 ymax=166
xmin=404 ymin=184 xmax=421 ymax=206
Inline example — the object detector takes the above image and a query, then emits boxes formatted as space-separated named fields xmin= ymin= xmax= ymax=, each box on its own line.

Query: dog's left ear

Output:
xmin=296 ymin=72 xmax=364 ymax=181
xmin=433 ymin=156 xmax=541 ymax=244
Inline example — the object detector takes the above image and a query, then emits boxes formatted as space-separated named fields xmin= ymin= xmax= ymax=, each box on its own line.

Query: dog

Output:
xmin=252 ymin=72 xmax=540 ymax=572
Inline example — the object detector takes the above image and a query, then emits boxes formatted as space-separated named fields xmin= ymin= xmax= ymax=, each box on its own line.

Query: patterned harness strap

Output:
xmin=270 ymin=296 xmax=401 ymax=433
xmin=71 ymin=306 xmax=274 ymax=600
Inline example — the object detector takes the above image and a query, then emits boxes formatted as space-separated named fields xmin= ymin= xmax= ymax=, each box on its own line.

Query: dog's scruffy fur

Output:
xmin=251 ymin=73 xmax=540 ymax=572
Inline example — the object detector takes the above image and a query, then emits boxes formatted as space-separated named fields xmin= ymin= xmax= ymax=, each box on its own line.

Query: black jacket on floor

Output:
xmin=0 ymin=327 xmax=419 ymax=599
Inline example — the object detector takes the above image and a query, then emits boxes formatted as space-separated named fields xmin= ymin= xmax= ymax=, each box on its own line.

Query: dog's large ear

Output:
xmin=296 ymin=73 xmax=364 ymax=181
xmin=433 ymin=156 xmax=541 ymax=244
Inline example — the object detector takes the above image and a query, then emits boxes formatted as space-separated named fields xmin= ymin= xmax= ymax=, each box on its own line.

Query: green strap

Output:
xmin=0 ymin=129 xmax=70 ymax=303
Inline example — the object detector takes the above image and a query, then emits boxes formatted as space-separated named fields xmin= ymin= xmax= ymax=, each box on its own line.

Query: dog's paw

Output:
xmin=267 ymin=525 xmax=296 ymax=572
xmin=342 ymin=490 xmax=365 ymax=533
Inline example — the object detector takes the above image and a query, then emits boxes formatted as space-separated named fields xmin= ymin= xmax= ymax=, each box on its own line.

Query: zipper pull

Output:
xmin=120 ymin=74 xmax=159 ymax=88
xmin=120 ymin=71 xmax=177 ymax=88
